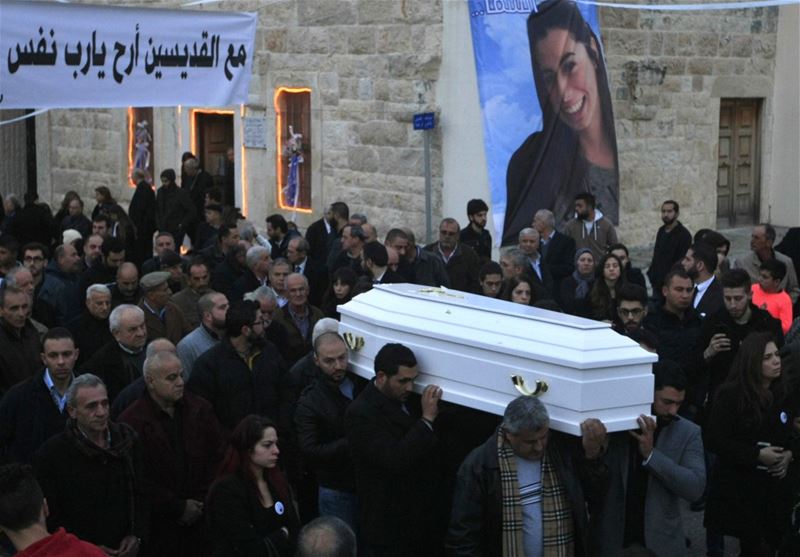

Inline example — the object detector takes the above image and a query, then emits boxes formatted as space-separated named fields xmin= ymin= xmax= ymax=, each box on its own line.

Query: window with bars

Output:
xmin=274 ymin=88 xmax=311 ymax=210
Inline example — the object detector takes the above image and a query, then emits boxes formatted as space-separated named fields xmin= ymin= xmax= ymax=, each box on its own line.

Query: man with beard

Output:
xmin=681 ymin=242 xmax=723 ymax=320
xmin=187 ymin=300 xmax=289 ymax=432
xmin=615 ymin=284 xmax=650 ymax=337
xmin=647 ymin=200 xmax=692 ymax=303
xmin=295 ymin=333 xmax=367 ymax=533
xmin=459 ymin=199 xmax=492 ymax=263
xmin=83 ymin=234 xmax=104 ymax=271
xmin=170 ymin=259 xmax=212 ymax=329
xmin=589 ymin=361 xmax=704 ymax=556
xmin=563 ymin=193 xmax=618 ymax=262
xmin=177 ymin=292 xmax=228 ymax=379
xmin=69 ymin=284 xmax=113 ymax=367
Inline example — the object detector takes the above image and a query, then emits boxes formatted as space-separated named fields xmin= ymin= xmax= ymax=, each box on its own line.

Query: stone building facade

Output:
xmin=1 ymin=0 xmax=797 ymax=249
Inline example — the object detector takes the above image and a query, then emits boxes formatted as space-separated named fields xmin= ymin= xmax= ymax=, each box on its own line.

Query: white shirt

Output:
xmin=693 ymin=276 xmax=715 ymax=309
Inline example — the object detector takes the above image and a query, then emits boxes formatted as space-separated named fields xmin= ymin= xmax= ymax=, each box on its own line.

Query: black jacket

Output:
xmin=34 ymin=420 xmax=149 ymax=548
xmin=423 ymin=242 xmax=481 ymax=293
xmin=128 ymin=180 xmax=157 ymax=265
xmin=68 ymin=311 xmax=113 ymax=367
xmin=187 ymin=337 xmax=290 ymax=432
xmin=80 ymin=340 xmax=145 ymax=403
xmin=228 ymin=268 xmax=263 ymax=303
xmin=0 ymin=319 xmax=43 ymax=396
xmin=647 ymin=222 xmax=692 ymax=294
xmin=541 ymin=230 xmax=576 ymax=284
xmin=156 ymin=184 xmax=196 ymax=236
xmin=305 ymin=217 xmax=334 ymax=269
xmin=459 ymin=226 xmax=492 ymax=263
xmin=211 ymin=252 xmax=245 ymax=300
xmin=0 ymin=370 xmax=68 ymax=464
xmin=345 ymin=381 xmax=445 ymax=547
xmin=446 ymin=430 xmax=609 ymax=557
xmin=294 ymin=373 xmax=367 ymax=492
xmin=694 ymin=276 xmax=725 ymax=321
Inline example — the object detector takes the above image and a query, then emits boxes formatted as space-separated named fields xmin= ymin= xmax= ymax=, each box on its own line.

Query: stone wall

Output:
xmin=600 ymin=5 xmax=780 ymax=246
xmin=257 ymin=0 xmax=444 ymax=237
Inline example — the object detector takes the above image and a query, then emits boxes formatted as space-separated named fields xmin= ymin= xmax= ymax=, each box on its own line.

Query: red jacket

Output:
xmin=16 ymin=528 xmax=105 ymax=557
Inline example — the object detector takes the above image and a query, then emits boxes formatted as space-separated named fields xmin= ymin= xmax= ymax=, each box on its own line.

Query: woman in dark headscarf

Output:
xmin=504 ymin=0 xmax=619 ymax=244
xmin=560 ymin=247 xmax=595 ymax=317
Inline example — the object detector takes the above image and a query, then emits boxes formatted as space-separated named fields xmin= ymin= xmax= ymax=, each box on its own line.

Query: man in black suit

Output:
xmin=288 ymin=236 xmax=326 ymax=307
xmin=306 ymin=202 xmax=348 ymax=270
xmin=534 ymin=209 xmax=575 ymax=300
xmin=345 ymin=343 xmax=446 ymax=557
xmin=682 ymin=242 xmax=723 ymax=320
xmin=518 ymin=227 xmax=554 ymax=298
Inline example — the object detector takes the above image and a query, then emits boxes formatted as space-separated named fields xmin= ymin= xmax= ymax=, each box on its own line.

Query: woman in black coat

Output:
xmin=128 ymin=168 xmax=157 ymax=266
xmin=704 ymin=332 xmax=797 ymax=556
xmin=589 ymin=253 xmax=625 ymax=323
xmin=560 ymin=248 xmax=595 ymax=318
xmin=207 ymin=415 xmax=300 ymax=557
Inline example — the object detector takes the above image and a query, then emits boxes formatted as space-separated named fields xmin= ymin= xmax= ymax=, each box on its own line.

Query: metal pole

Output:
xmin=423 ymin=129 xmax=432 ymax=244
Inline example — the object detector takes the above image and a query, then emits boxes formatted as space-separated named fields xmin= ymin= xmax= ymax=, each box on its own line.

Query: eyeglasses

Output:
xmin=23 ymin=256 xmax=44 ymax=263
xmin=618 ymin=308 xmax=644 ymax=317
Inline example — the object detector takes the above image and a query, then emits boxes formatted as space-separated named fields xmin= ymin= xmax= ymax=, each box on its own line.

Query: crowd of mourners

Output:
xmin=0 ymin=159 xmax=799 ymax=557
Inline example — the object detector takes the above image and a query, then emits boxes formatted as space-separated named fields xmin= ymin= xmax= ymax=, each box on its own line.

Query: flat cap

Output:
xmin=140 ymin=271 xmax=171 ymax=291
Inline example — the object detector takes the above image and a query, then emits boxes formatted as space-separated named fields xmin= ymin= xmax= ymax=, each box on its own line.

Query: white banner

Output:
xmin=0 ymin=1 xmax=257 ymax=109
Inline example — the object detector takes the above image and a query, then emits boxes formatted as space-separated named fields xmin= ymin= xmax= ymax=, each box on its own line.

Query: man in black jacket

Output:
xmin=647 ymin=200 xmax=692 ymax=302
xmin=187 ymin=299 xmax=289 ymax=432
xmin=0 ymin=286 xmax=43 ymax=396
xmin=34 ymin=374 xmax=147 ymax=555
xmin=696 ymin=269 xmax=783 ymax=412
xmin=129 ymin=168 xmax=156 ymax=267
xmin=295 ymin=333 xmax=366 ymax=532
xmin=534 ymin=209 xmax=575 ymax=303
xmin=424 ymin=218 xmax=481 ymax=293
xmin=682 ymin=241 xmax=724 ymax=321
xmin=81 ymin=304 xmax=147 ymax=403
xmin=0 ymin=328 xmax=77 ymax=464
xmin=345 ymin=343 xmax=445 ymax=557
xmin=68 ymin=284 xmax=113 ymax=367
xmin=446 ymin=396 xmax=608 ymax=557
xmin=459 ymin=199 xmax=492 ymax=263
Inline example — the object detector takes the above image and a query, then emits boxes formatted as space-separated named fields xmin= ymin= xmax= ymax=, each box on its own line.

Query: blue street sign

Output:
xmin=413 ymin=112 xmax=435 ymax=130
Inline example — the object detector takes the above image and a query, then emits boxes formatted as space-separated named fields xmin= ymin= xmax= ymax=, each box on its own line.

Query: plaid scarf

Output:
xmin=498 ymin=429 xmax=575 ymax=557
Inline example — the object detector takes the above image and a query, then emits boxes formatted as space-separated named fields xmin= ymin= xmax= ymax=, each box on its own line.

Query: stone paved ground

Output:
xmin=631 ymin=225 xmax=792 ymax=556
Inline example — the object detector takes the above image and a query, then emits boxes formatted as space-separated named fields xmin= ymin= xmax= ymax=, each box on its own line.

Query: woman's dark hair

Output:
xmin=59 ymin=191 xmax=81 ymax=212
xmin=321 ymin=267 xmax=358 ymax=319
xmin=723 ymin=332 xmax=785 ymax=422
xmin=503 ymin=0 xmax=618 ymax=239
xmin=217 ymin=414 xmax=290 ymax=504
xmin=501 ymin=275 xmax=536 ymax=305
xmin=160 ymin=168 xmax=177 ymax=183
xmin=94 ymin=186 xmax=115 ymax=204
xmin=590 ymin=253 xmax=625 ymax=320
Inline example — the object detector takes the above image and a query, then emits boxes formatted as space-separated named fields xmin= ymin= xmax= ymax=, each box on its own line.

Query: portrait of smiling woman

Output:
xmin=504 ymin=0 xmax=619 ymax=244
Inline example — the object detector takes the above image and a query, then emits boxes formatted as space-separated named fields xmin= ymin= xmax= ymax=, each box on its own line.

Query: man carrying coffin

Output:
xmin=446 ymin=395 xmax=609 ymax=556
xmin=345 ymin=343 xmax=446 ymax=556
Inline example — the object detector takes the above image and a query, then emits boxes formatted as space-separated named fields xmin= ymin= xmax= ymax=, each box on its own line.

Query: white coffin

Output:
xmin=338 ymin=283 xmax=656 ymax=435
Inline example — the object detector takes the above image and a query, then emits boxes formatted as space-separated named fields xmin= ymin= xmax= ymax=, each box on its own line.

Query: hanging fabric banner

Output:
xmin=469 ymin=0 xmax=618 ymax=245
xmin=0 ymin=0 xmax=256 ymax=109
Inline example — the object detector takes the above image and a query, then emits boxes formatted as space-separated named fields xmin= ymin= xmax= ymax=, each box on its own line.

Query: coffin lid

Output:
xmin=338 ymin=283 xmax=655 ymax=370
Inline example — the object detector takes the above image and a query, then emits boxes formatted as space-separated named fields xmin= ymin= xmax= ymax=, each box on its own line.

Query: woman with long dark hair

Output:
xmin=704 ymin=332 xmax=796 ymax=556
xmin=589 ymin=253 xmax=625 ymax=322
xmin=504 ymin=0 xmax=619 ymax=243
xmin=501 ymin=275 xmax=536 ymax=306
xmin=91 ymin=186 xmax=120 ymax=220
xmin=321 ymin=267 xmax=358 ymax=319
xmin=206 ymin=415 xmax=299 ymax=556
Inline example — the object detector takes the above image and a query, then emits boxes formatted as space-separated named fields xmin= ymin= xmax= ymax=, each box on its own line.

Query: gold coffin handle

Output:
xmin=343 ymin=332 xmax=365 ymax=352
xmin=511 ymin=375 xmax=549 ymax=397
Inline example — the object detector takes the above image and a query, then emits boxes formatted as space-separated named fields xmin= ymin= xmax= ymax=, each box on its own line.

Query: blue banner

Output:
xmin=468 ymin=0 xmax=616 ymax=245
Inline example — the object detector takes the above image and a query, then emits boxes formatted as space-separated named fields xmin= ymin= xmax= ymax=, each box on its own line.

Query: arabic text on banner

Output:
xmin=0 ymin=0 xmax=257 ymax=109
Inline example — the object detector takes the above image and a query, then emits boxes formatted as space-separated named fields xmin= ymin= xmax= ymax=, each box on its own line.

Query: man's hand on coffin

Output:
xmin=421 ymin=384 xmax=443 ymax=422
xmin=629 ymin=415 xmax=657 ymax=459
xmin=580 ymin=418 xmax=608 ymax=460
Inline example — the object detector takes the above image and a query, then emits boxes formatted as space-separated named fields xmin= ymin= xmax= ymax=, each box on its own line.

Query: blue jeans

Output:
xmin=318 ymin=486 xmax=359 ymax=532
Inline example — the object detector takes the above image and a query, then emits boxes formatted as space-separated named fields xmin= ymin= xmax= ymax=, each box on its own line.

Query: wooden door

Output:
xmin=196 ymin=113 xmax=234 ymax=190
xmin=717 ymin=99 xmax=760 ymax=227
